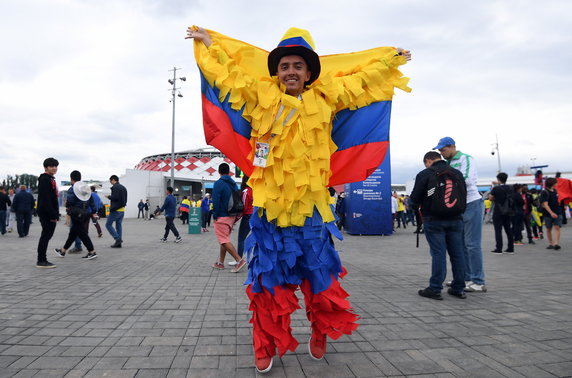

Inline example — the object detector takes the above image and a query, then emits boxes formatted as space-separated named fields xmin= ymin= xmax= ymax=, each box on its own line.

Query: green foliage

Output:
xmin=3 ymin=174 xmax=39 ymax=191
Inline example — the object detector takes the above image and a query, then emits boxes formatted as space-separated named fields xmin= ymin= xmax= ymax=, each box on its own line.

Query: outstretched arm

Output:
xmin=185 ymin=26 xmax=212 ymax=47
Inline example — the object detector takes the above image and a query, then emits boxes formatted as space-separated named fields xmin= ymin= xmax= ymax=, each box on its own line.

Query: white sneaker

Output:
xmin=465 ymin=283 xmax=487 ymax=292
xmin=228 ymin=261 xmax=238 ymax=266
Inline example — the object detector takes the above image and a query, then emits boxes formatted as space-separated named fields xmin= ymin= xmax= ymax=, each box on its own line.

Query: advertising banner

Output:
xmin=343 ymin=152 xmax=392 ymax=235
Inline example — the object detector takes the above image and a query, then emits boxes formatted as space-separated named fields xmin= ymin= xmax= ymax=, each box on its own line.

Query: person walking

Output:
xmin=54 ymin=171 xmax=98 ymax=260
xmin=157 ymin=187 xmax=182 ymax=243
xmin=36 ymin=157 xmax=60 ymax=268
xmin=105 ymin=175 xmax=127 ymax=248
xmin=541 ymin=178 xmax=562 ymax=250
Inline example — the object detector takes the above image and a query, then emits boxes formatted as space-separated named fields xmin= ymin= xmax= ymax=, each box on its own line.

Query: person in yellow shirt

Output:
xmin=187 ymin=26 xmax=410 ymax=373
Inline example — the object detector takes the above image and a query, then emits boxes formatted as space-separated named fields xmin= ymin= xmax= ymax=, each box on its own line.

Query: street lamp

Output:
xmin=491 ymin=134 xmax=501 ymax=173
xmin=168 ymin=67 xmax=186 ymax=188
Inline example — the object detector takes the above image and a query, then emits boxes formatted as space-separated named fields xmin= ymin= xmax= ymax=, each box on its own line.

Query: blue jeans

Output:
xmin=106 ymin=211 xmax=124 ymax=241
xmin=462 ymin=199 xmax=485 ymax=285
xmin=424 ymin=218 xmax=466 ymax=293
xmin=237 ymin=214 xmax=251 ymax=258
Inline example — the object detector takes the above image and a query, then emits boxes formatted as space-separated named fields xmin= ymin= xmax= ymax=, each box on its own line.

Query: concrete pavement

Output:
xmin=0 ymin=216 xmax=571 ymax=377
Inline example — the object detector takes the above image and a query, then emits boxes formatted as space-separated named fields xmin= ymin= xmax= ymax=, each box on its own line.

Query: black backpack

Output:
xmin=496 ymin=187 xmax=515 ymax=216
xmin=225 ymin=181 xmax=244 ymax=216
xmin=426 ymin=166 xmax=467 ymax=217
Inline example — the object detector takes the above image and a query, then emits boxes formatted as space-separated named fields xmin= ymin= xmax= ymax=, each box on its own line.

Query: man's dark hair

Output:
xmin=218 ymin=163 xmax=230 ymax=175
xmin=496 ymin=172 xmax=508 ymax=183
xmin=70 ymin=170 xmax=81 ymax=182
xmin=109 ymin=175 xmax=119 ymax=182
xmin=43 ymin=157 xmax=59 ymax=168
xmin=166 ymin=186 xmax=174 ymax=194
xmin=545 ymin=177 xmax=557 ymax=188
xmin=423 ymin=151 xmax=441 ymax=163
xmin=0 ymin=186 xmax=5 ymax=191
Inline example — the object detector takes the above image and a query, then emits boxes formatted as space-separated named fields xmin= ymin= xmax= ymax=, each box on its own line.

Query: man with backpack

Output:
xmin=489 ymin=172 xmax=515 ymax=254
xmin=410 ymin=151 xmax=467 ymax=300
xmin=211 ymin=163 xmax=246 ymax=273
xmin=435 ymin=137 xmax=487 ymax=293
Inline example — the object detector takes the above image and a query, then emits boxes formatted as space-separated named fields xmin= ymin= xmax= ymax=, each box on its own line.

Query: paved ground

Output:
xmin=0 ymin=215 xmax=571 ymax=378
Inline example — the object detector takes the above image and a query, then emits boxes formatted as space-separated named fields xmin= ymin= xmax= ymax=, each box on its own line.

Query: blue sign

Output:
xmin=343 ymin=151 xmax=393 ymax=235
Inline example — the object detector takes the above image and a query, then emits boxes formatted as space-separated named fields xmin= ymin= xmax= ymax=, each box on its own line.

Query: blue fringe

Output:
xmin=245 ymin=206 xmax=344 ymax=295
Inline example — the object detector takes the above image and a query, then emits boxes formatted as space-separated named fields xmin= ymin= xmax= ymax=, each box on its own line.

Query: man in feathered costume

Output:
xmin=186 ymin=25 xmax=411 ymax=373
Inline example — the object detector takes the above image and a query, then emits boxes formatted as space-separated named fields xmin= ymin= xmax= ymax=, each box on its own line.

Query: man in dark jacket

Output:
xmin=105 ymin=175 xmax=127 ymax=248
xmin=36 ymin=157 xmax=60 ymax=268
xmin=410 ymin=151 xmax=467 ymax=300
xmin=489 ymin=172 xmax=515 ymax=254
xmin=157 ymin=187 xmax=182 ymax=243
xmin=12 ymin=185 xmax=35 ymax=237
xmin=0 ymin=186 xmax=11 ymax=235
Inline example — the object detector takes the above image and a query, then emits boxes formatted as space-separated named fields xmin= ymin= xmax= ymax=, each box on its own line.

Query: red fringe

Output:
xmin=247 ymin=284 xmax=300 ymax=358
xmin=300 ymin=277 xmax=360 ymax=340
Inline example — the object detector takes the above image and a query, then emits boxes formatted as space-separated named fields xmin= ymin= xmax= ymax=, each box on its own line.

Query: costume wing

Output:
xmin=194 ymin=30 xmax=410 ymax=185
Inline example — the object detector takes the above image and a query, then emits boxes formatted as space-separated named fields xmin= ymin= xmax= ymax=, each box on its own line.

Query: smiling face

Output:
xmin=277 ymin=55 xmax=311 ymax=96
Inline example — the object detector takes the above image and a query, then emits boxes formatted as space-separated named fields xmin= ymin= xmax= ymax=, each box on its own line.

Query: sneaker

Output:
xmin=418 ymin=288 xmax=443 ymax=300
xmin=175 ymin=236 xmax=182 ymax=243
xmin=82 ymin=253 xmax=97 ymax=260
xmin=54 ymin=248 xmax=66 ymax=258
xmin=514 ymin=241 xmax=524 ymax=246
xmin=160 ymin=238 xmax=168 ymax=242
xmin=446 ymin=280 xmax=471 ymax=288
xmin=533 ymin=237 xmax=539 ymax=240
xmin=110 ymin=240 xmax=122 ymax=248
xmin=255 ymin=355 xmax=273 ymax=374
xmin=554 ymin=245 xmax=561 ymax=250
xmin=447 ymin=288 xmax=467 ymax=299
xmin=490 ymin=249 xmax=503 ymax=254
xmin=546 ymin=245 xmax=555 ymax=250
xmin=308 ymin=332 xmax=327 ymax=360
xmin=465 ymin=283 xmax=487 ymax=293
xmin=528 ymin=240 xmax=535 ymax=245
xmin=36 ymin=261 xmax=56 ymax=269
xmin=540 ymin=233 xmax=544 ymax=239
xmin=213 ymin=262 xmax=224 ymax=270
xmin=98 ymin=233 xmax=103 ymax=238
xmin=228 ymin=260 xmax=238 ymax=266
xmin=68 ymin=247 xmax=82 ymax=254
xmin=230 ymin=259 xmax=246 ymax=273
xmin=504 ymin=249 xmax=514 ymax=254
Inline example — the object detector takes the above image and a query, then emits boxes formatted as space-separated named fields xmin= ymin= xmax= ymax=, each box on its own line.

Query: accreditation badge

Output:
xmin=253 ymin=142 xmax=270 ymax=168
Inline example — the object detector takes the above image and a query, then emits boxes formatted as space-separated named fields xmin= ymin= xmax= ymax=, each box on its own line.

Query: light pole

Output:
xmin=491 ymin=134 xmax=501 ymax=173
xmin=168 ymin=67 xmax=186 ymax=189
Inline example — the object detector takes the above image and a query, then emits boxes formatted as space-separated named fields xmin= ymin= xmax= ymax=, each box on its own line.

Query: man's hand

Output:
xmin=185 ymin=26 xmax=212 ymax=47
xmin=397 ymin=48 xmax=412 ymax=61
xmin=551 ymin=212 xmax=558 ymax=219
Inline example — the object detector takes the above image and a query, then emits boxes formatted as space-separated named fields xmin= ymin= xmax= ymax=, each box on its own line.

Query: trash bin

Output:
xmin=188 ymin=207 xmax=201 ymax=234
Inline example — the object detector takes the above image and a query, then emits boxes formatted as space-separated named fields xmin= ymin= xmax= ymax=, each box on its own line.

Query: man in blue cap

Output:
xmin=434 ymin=137 xmax=487 ymax=293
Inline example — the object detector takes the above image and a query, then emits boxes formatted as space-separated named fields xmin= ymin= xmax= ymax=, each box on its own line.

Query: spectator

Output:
xmin=489 ymin=172 xmax=515 ymax=254
xmin=144 ymin=199 xmax=150 ymax=220
xmin=12 ymin=185 xmax=35 ymax=238
xmin=158 ymin=186 xmax=182 ymax=243
xmin=54 ymin=171 xmax=98 ymax=260
xmin=0 ymin=186 xmax=11 ymax=235
xmin=211 ymin=163 xmax=245 ymax=272
xmin=235 ymin=176 xmax=253 ymax=263
xmin=200 ymin=193 xmax=211 ymax=232
xmin=410 ymin=151 xmax=467 ymax=300
xmin=137 ymin=199 xmax=145 ymax=219
xmin=105 ymin=175 xmax=127 ymax=248
xmin=541 ymin=178 xmax=562 ymax=250
xmin=36 ymin=157 xmax=60 ymax=268
xmin=512 ymin=184 xmax=526 ymax=246
xmin=436 ymin=137 xmax=486 ymax=293
xmin=180 ymin=196 xmax=191 ymax=224
xmin=6 ymin=188 xmax=16 ymax=233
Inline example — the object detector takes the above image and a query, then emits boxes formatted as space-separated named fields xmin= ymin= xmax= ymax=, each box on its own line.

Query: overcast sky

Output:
xmin=1 ymin=0 xmax=571 ymax=185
